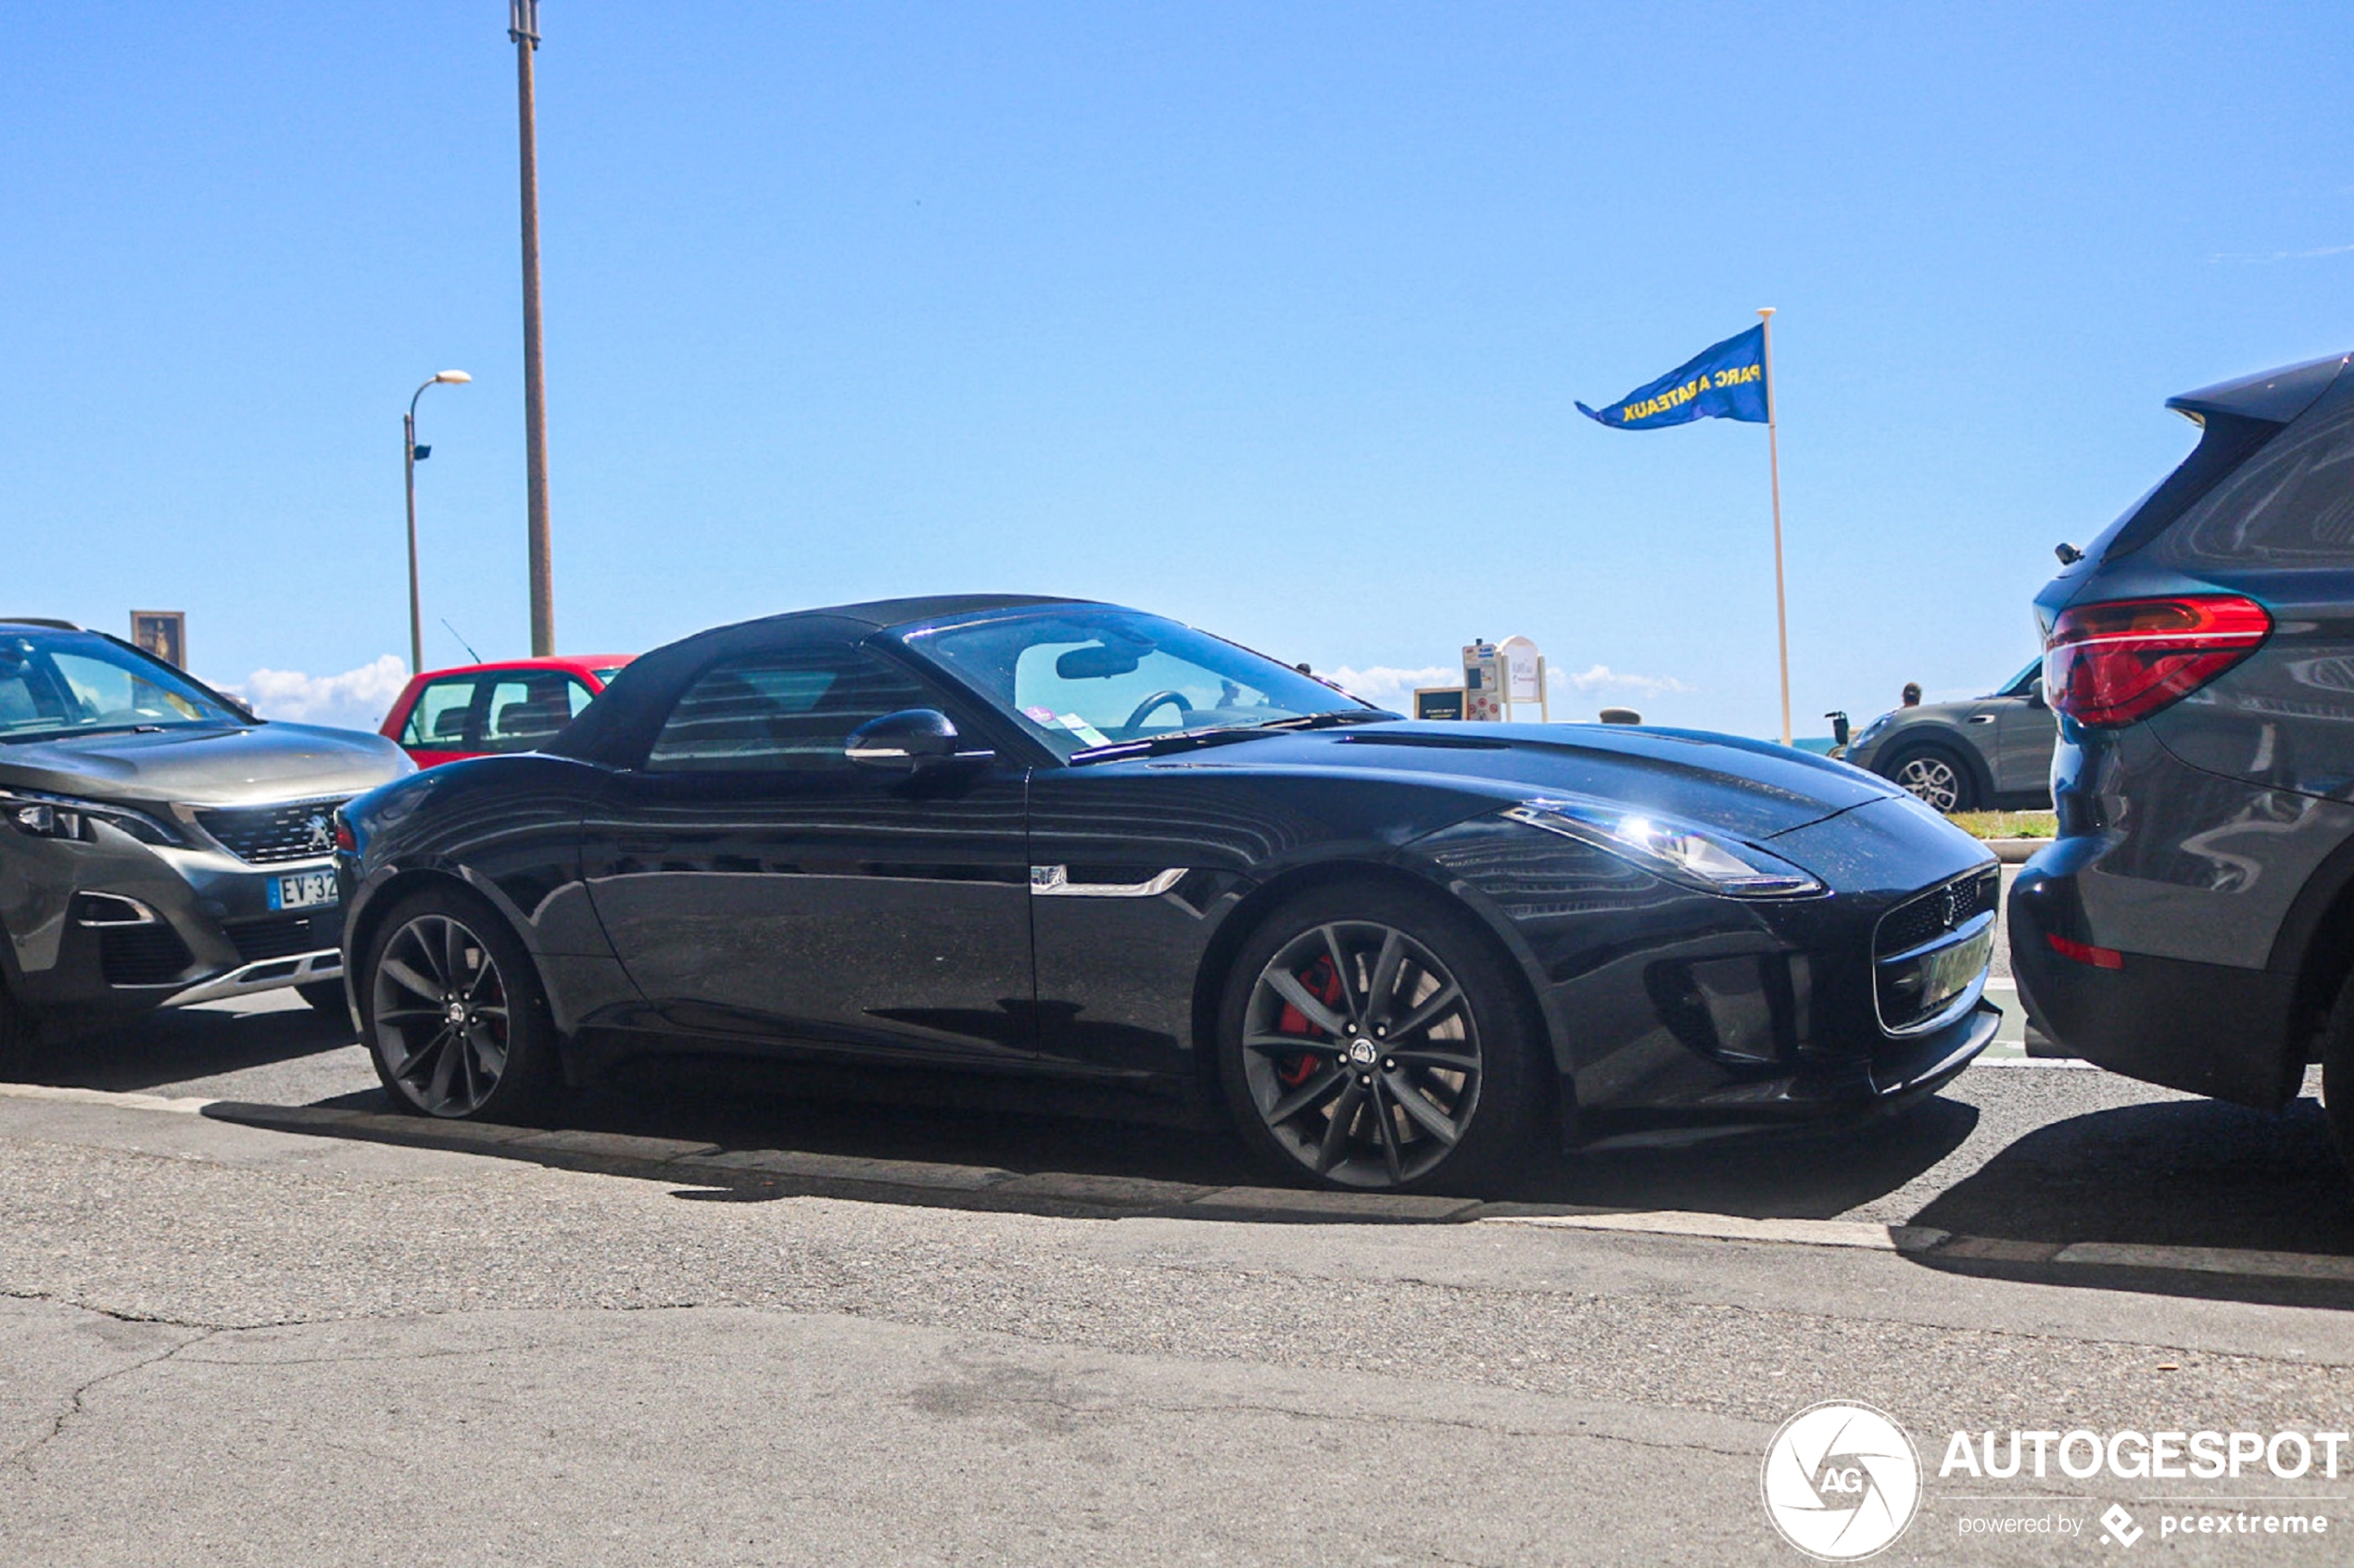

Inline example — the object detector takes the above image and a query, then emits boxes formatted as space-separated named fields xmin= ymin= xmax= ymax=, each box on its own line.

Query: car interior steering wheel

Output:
xmin=1124 ymin=690 xmax=1193 ymax=732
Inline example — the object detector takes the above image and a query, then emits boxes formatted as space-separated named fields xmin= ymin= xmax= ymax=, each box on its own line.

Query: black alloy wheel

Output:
xmin=1887 ymin=745 xmax=1975 ymax=814
xmin=362 ymin=888 xmax=557 ymax=1120
xmin=1219 ymin=886 xmax=1539 ymax=1193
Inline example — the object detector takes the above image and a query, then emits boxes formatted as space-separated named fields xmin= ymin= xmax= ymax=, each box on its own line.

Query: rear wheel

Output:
xmin=360 ymin=886 xmax=560 ymax=1121
xmin=1884 ymin=744 xmax=1977 ymax=814
xmin=1217 ymin=884 xmax=1544 ymax=1194
xmin=2324 ymin=972 xmax=2354 ymax=1182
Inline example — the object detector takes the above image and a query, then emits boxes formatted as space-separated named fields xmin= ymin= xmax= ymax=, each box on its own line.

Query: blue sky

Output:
xmin=4 ymin=3 xmax=2349 ymax=733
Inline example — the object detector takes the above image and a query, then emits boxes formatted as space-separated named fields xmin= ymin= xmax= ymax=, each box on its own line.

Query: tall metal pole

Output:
xmin=1758 ymin=306 xmax=1792 ymax=747
xmin=403 ymin=410 xmax=424 ymax=676
xmin=512 ymin=0 xmax=555 ymax=656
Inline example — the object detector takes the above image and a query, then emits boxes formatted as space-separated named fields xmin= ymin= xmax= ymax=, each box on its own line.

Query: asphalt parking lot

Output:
xmin=3 ymin=867 xmax=2350 ymax=1564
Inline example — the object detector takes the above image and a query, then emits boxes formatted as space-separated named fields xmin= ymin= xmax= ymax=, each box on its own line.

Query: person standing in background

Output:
xmin=1901 ymin=682 xmax=1921 ymax=707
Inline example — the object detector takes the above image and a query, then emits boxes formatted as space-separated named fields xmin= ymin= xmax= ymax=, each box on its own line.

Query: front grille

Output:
xmin=1873 ymin=867 xmax=1999 ymax=1033
xmin=225 ymin=912 xmax=340 ymax=964
xmin=101 ymin=924 xmax=194 ymax=986
xmin=196 ymin=798 xmax=348 ymax=865
xmin=1875 ymin=867 xmax=2000 ymax=957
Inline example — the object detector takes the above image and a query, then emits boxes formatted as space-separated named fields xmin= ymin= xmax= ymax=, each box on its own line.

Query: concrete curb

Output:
xmin=4 ymin=1083 xmax=2346 ymax=1289
xmin=1984 ymin=837 xmax=2049 ymax=864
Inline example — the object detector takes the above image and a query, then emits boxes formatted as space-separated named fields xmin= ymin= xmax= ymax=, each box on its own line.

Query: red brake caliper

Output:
xmin=1273 ymin=955 xmax=1345 ymax=1086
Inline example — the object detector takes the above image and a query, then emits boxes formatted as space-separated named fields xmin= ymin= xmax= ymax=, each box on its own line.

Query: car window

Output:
xmin=644 ymin=647 xmax=933 ymax=773
xmin=0 ymin=633 xmax=239 ymax=741
xmin=400 ymin=677 xmax=480 ymax=749
xmin=1997 ymin=659 xmax=2042 ymax=698
xmin=478 ymin=676 xmax=593 ymax=754
xmin=2172 ymin=393 xmax=2354 ymax=563
xmin=914 ymin=608 xmax=1364 ymax=759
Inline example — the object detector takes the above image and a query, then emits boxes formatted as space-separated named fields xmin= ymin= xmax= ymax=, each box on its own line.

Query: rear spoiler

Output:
xmin=2167 ymin=350 xmax=2351 ymax=426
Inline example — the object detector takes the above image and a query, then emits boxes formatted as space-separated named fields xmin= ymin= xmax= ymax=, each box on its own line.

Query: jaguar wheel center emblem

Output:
xmin=1347 ymin=1038 xmax=1380 ymax=1067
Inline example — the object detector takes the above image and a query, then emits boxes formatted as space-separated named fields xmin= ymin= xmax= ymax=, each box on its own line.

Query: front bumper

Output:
xmin=1416 ymin=795 xmax=2001 ymax=1144
xmin=2 ymin=826 xmax=344 ymax=1020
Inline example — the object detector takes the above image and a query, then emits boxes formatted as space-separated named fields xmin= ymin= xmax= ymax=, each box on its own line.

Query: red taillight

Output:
xmin=2043 ymin=594 xmax=2271 ymax=727
xmin=2045 ymin=931 xmax=2123 ymax=970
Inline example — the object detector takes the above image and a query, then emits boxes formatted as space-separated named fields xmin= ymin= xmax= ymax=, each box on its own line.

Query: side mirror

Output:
xmin=845 ymin=709 xmax=993 ymax=772
xmin=2026 ymin=677 xmax=2046 ymax=710
xmin=1826 ymin=710 xmax=1851 ymax=748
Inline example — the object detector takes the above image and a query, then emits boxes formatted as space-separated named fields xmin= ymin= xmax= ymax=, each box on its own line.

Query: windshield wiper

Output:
xmin=1068 ymin=727 xmax=1286 ymax=765
xmin=1253 ymin=710 xmax=1404 ymax=732
xmin=1067 ymin=709 xmax=1402 ymax=765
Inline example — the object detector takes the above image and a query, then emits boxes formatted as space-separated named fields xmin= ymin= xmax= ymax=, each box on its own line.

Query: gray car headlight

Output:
xmin=1501 ymin=797 xmax=1823 ymax=897
xmin=0 ymin=788 xmax=184 ymax=847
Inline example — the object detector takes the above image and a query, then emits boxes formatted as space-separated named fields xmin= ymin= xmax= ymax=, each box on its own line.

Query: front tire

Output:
xmin=1216 ymin=884 xmax=1544 ymax=1194
xmin=359 ymin=885 xmax=561 ymax=1121
xmin=2324 ymin=972 xmax=2354 ymax=1183
xmin=1884 ymin=744 xmax=1978 ymax=814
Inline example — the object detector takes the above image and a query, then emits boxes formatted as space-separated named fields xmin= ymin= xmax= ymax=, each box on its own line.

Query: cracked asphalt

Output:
xmin=2 ymin=883 xmax=2351 ymax=1564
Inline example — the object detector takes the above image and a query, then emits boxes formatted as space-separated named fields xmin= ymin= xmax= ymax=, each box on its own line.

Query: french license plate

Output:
xmin=269 ymin=869 xmax=338 ymax=912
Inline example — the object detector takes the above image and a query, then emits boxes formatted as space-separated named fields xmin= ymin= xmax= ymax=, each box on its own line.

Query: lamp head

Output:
xmin=434 ymin=370 xmax=473 ymax=385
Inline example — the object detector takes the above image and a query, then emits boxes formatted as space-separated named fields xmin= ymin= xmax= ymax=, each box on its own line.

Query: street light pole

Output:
xmin=511 ymin=0 xmax=555 ymax=656
xmin=405 ymin=372 xmax=474 ymax=676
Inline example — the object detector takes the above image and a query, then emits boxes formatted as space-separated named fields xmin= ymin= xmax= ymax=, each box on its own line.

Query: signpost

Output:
xmin=130 ymin=612 xmax=186 ymax=668
xmin=1413 ymin=688 xmax=1467 ymax=721
xmin=1499 ymin=635 xmax=1549 ymax=722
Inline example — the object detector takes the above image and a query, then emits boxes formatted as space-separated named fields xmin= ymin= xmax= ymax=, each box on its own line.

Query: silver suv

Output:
xmin=1843 ymin=659 xmax=2057 ymax=812
xmin=0 ymin=621 xmax=411 ymax=1061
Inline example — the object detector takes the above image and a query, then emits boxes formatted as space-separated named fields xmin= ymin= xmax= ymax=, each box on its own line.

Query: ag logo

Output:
xmin=1761 ymin=1401 xmax=1921 ymax=1560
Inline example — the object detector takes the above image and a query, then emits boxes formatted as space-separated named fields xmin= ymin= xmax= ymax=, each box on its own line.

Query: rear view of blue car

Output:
xmin=2009 ymin=349 xmax=2354 ymax=1171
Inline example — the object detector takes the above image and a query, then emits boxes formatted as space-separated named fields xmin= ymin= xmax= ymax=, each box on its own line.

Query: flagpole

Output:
xmin=1758 ymin=307 xmax=1792 ymax=746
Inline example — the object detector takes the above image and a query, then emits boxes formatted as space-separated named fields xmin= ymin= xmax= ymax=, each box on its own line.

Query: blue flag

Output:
xmin=1577 ymin=324 xmax=1768 ymax=430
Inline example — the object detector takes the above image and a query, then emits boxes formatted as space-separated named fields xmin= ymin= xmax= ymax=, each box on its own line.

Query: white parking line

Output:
xmin=0 ymin=1081 xmax=217 ymax=1114
xmin=1483 ymin=1210 xmax=1947 ymax=1252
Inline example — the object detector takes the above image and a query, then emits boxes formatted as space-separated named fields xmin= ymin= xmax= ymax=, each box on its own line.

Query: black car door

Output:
xmin=582 ymin=633 xmax=1036 ymax=1063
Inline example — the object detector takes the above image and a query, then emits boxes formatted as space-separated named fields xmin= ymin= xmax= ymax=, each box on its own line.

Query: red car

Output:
xmin=380 ymin=654 xmax=635 ymax=768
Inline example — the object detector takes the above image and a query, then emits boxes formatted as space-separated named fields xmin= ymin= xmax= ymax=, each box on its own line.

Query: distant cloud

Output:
xmin=1324 ymin=661 xmax=1694 ymax=711
xmin=1549 ymin=663 xmax=1695 ymax=696
xmin=220 ymin=654 xmax=410 ymax=731
xmin=1324 ymin=664 xmax=1458 ymax=707
xmin=2206 ymin=243 xmax=2354 ymax=263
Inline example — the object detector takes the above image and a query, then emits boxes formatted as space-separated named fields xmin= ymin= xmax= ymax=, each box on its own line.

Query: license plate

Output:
xmin=269 ymin=869 xmax=338 ymax=911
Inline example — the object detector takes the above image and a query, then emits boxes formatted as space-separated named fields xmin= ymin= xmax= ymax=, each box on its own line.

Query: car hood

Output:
xmin=0 ymin=722 xmax=413 ymax=810
xmin=1162 ymin=722 xmax=1905 ymax=841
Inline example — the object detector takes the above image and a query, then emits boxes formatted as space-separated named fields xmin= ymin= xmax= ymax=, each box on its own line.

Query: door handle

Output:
xmin=1968 ymin=714 xmax=1995 ymax=724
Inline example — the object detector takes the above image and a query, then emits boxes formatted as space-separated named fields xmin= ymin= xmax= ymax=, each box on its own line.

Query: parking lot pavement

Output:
xmin=0 ymin=1091 xmax=2350 ymax=1566
xmin=5 ymin=866 xmax=2352 ymax=1562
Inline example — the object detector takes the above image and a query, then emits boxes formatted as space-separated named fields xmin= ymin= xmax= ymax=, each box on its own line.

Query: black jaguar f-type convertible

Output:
xmin=335 ymin=596 xmax=1999 ymax=1192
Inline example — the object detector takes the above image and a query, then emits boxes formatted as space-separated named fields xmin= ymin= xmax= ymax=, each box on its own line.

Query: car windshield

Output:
xmin=0 ymin=631 xmax=245 ymax=742
xmin=911 ymin=607 xmax=1375 ymax=760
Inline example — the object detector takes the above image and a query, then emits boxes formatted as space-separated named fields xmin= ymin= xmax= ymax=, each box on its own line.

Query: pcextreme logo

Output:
xmin=1762 ymin=1402 xmax=1923 ymax=1561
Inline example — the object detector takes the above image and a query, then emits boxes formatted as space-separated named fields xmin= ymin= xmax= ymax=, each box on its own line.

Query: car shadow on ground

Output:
xmin=317 ymin=1052 xmax=1981 ymax=1217
xmin=1913 ymin=1093 xmax=2354 ymax=1254
xmin=13 ymin=1002 xmax=360 ymax=1096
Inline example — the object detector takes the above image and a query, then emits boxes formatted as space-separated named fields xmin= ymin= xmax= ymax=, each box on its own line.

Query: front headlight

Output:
xmin=0 ymin=788 xmax=184 ymax=847
xmin=1852 ymin=713 xmax=1892 ymax=749
xmin=1502 ymin=797 xmax=1823 ymax=897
